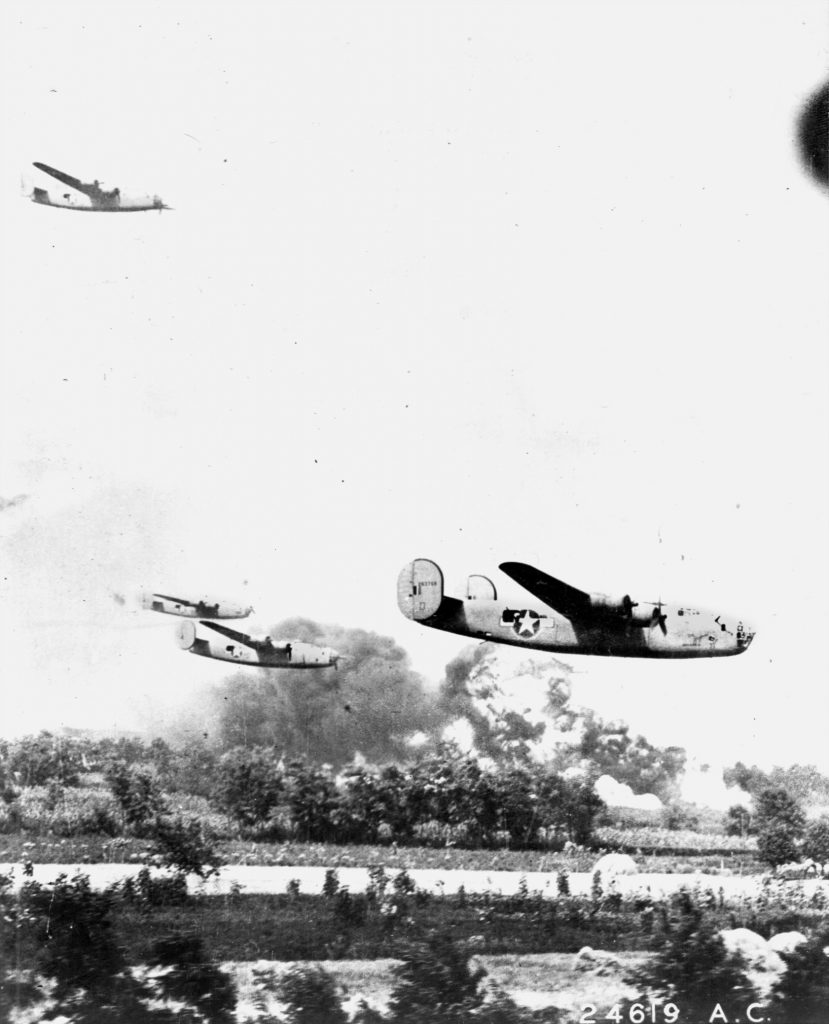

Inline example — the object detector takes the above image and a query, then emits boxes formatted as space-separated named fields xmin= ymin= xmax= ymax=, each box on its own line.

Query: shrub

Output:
xmin=386 ymin=931 xmax=488 ymax=1023
xmin=117 ymin=866 xmax=188 ymax=906
xmin=769 ymin=924 xmax=829 ymax=1022
xmin=277 ymin=965 xmax=348 ymax=1024
xmin=150 ymin=813 xmax=222 ymax=878
xmin=624 ymin=906 xmax=758 ymax=1020
xmin=146 ymin=933 xmax=237 ymax=1023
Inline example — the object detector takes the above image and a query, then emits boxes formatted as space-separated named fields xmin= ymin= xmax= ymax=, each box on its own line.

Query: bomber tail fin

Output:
xmin=397 ymin=558 xmax=446 ymax=621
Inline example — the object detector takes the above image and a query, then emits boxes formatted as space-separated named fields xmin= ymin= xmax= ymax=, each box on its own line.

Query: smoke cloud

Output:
xmin=188 ymin=618 xmax=446 ymax=765
xmin=435 ymin=643 xmax=687 ymax=799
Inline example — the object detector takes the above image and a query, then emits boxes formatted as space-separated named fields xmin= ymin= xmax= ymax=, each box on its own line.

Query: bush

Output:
xmin=116 ymin=866 xmax=188 ymax=906
xmin=150 ymin=813 xmax=222 ymax=878
xmin=145 ymin=933 xmax=237 ymax=1023
xmin=386 ymin=931 xmax=488 ymax=1023
xmin=277 ymin=965 xmax=348 ymax=1024
xmin=624 ymin=906 xmax=758 ymax=1021
xmin=769 ymin=925 xmax=829 ymax=1022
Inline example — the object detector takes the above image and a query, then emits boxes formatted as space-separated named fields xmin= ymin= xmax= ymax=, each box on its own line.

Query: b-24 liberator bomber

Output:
xmin=140 ymin=591 xmax=253 ymax=619
xmin=176 ymin=619 xmax=342 ymax=669
xmin=398 ymin=559 xmax=754 ymax=659
xmin=30 ymin=162 xmax=169 ymax=212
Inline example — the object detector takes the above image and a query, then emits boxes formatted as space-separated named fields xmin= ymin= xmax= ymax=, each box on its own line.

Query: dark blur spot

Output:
xmin=797 ymin=81 xmax=829 ymax=188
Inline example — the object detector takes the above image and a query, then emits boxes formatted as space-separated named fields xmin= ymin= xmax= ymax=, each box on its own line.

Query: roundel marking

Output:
xmin=513 ymin=609 xmax=541 ymax=638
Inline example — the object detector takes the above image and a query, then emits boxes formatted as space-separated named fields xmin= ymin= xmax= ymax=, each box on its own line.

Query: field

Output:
xmin=0 ymin=833 xmax=765 ymax=876
xmin=227 ymin=953 xmax=649 ymax=1020
xmin=2 ymin=767 xmax=826 ymax=1021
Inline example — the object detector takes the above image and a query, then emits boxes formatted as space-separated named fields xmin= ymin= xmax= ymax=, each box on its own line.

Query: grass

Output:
xmin=0 ymin=833 xmax=766 ymax=875
xmin=7 ymin=882 xmax=826 ymax=966
xmin=227 ymin=951 xmax=651 ymax=1019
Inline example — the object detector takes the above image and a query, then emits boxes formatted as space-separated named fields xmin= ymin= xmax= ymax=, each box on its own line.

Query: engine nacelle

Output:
xmin=589 ymin=592 xmax=652 ymax=626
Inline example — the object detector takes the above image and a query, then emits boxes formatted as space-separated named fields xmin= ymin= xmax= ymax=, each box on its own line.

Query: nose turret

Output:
xmin=736 ymin=622 xmax=755 ymax=652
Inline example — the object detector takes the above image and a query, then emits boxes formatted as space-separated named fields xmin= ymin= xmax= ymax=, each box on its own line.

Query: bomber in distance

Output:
xmin=398 ymin=558 xmax=755 ymax=659
xmin=30 ymin=162 xmax=170 ymax=212
xmin=175 ymin=619 xmax=342 ymax=670
xmin=140 ymin=591 xmax=253 ymax=619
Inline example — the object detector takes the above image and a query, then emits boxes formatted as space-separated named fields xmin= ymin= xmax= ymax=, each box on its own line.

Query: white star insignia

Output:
xmin=514 ymin=610 xmax=540 ymax=638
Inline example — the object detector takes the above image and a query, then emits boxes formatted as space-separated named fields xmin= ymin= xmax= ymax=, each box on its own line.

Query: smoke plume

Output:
xmin=192 ymin=618 xmax=446 ymax=765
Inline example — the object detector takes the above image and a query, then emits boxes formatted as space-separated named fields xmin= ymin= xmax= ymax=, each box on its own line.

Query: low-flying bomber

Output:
xmin=398 ymin=559 xmax=755 ymax=659
xmin=140 ymin=591 xmax=253 ymax=619
xmin=30 ymin=162 xmax=169 ymax=212
xmin=176 ymin=619 xmax=342 ymax=669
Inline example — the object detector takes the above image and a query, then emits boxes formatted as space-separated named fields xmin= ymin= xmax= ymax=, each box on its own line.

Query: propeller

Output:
xmin=650 ymin=600 xmax=668 ymax=635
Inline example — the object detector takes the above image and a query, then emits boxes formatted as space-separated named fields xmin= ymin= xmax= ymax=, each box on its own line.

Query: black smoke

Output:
xmin=797 ymin=81 xmax=829 ymax=189
xmin=192 ymin=618 xmax=446 ymax=765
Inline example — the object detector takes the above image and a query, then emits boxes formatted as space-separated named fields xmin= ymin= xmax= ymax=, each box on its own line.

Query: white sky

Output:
xmin=1 ymin=2 xmax=827 ymax=770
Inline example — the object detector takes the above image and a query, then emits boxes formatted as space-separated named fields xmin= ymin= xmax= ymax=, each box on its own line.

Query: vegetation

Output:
xmin=724 ymin=762 xmax=829 ymax=807
xmin=768 ymin=924 xmax=829 ymax=1022
xmin=622 ymin=903 xmax=757 ymax=1024
xmin=0 ymin=869 xmax=237 ymax=1022
xmin=754 ymin=787 xmax=807 ymax=867
xmin=803 ymin=815 xmax=829 ymax=863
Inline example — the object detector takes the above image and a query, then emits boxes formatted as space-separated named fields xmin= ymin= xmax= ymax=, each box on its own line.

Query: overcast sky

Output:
xmin=1 ymin=2 xmax=827 ymax=771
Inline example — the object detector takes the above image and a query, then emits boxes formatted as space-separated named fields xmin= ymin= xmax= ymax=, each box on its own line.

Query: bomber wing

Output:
xmin=199 ymin=620 xmax=289 ymax=652
xmin=154 ymin=592 xmax=199 ymax=607
xmin=33 ymin=162 xmax=95 ymax=196
xmin=499 ymin=562 xmax=592 ymax=621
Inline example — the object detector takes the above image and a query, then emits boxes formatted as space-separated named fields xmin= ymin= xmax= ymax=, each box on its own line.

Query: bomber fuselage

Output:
xmin=398 ymin=559 xmax=754 ymax=659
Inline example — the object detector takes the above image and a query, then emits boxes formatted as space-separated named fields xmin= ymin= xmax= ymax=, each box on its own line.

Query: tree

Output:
xmin=757 ymin=822 xmax=799 ymax=868
xmin=7 ymin=732 xmax=83 ymax=787
xmin=754 ymin=786 xmax=806 ymax=834
xmin=105 ymin=761 xmax=168 ymax=835
xmin=284 ymin=758 xmax=339 ymax=843
xmin=803 ymin=815 xmax=829 ymax=863
xmin=754 ymin=786 xmax=806 ymax=867
xmin=3 ymin=872 xmax=237 ymax=1022
xmin=723 ymin=804 xmax=752 ymax=837
xmin=215 ymin=745 xmax=284 ymax=831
